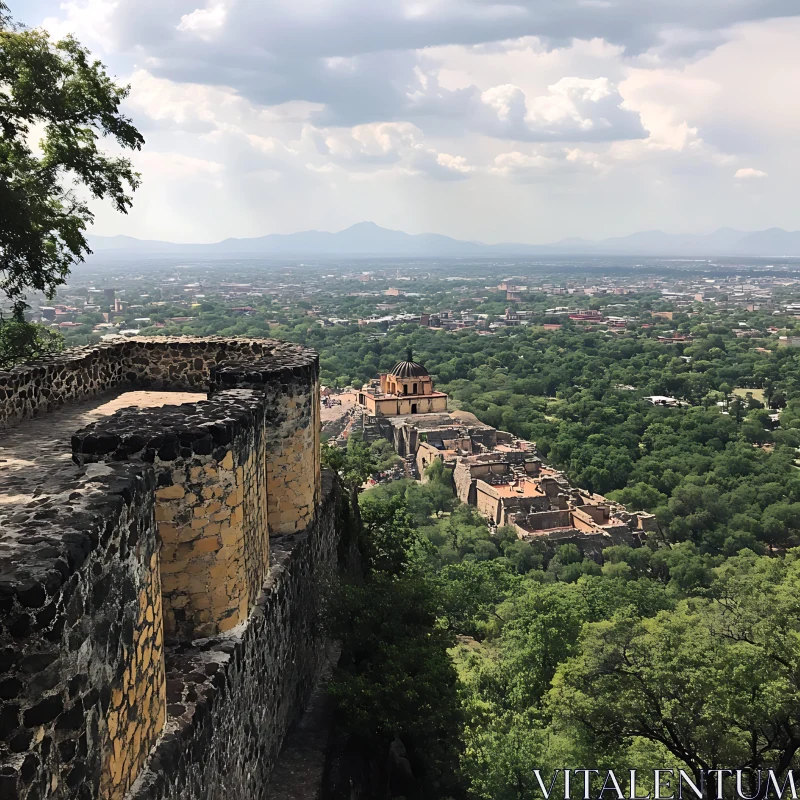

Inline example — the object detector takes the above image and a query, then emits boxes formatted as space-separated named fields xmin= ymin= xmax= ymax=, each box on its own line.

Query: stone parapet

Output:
xmin=211 ymin=358 xmax=321 ymax=535
xmin=126 ymin=472 xmax=341 ymax=800
xmin=0 ymin=337 xmax=336 ymax=800
xmin=0 ymin=337 xmax=317 ymax=429
xmin=0 ymin=463 xmax=165 ymax=800
xmin=72 ymin=390 xmax=270 ymax=643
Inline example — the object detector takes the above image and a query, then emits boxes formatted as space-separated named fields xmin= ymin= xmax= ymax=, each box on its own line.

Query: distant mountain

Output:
xmin=86 ymin=222 xmax=800 ymax=258
xmin=88 ymin=222 xmax=491 ymax=257
xmin=736 ymin=228 xmax=800 ymax=255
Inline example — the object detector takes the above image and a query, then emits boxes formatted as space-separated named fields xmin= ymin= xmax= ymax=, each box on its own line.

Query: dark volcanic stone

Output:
xmin=23 ymin=695 xmax=63 ymax=726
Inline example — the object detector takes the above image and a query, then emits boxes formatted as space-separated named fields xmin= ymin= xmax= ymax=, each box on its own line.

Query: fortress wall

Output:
xmin=1 ymin=337 xmax=332 ymax=800
xmin=0 ymin=337 xmax=300 ymax=429
xmin=127 ymin=473 xmax=342 ymax=800
xmin=122 ymin=339 xmax=276 ymax=392
xmin=212 ymin=359 xmax=321 ymax=535
xmin=0 ymin=344 xmax=130 ymax=427
xmin=72 ymin=390 xmax=270 ymax=644
xmin=0 ymin=465 xmax=166 ymax=800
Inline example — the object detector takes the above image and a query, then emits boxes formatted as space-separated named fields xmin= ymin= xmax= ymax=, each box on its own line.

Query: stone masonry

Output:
xmin=0 ymin=337 xmax=342 ymax=800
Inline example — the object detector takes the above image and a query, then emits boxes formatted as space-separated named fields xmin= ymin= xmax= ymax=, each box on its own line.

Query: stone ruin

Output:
xmin=0 ymin=337 xmax=350 ymax=800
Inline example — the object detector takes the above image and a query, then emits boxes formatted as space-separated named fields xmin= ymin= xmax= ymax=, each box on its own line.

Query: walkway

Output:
xmin=0 ymin=390 xmax=204 ymax=511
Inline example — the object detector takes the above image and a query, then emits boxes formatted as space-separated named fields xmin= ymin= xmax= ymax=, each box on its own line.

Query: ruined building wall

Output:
xmin=453 ymin=461 xmax=477 ymax=506
xmin=0 ymin=338 xmax=344 ymax=800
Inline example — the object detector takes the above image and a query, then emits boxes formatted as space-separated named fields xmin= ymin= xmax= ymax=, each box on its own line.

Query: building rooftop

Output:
xmin=389 ymin=350 xmax=430 ymax=378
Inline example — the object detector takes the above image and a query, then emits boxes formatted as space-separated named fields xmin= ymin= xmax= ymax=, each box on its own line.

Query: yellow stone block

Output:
xmin=220 ymin=527 xmax=241 ymax=548
xmin=155 ymin=485 xmax=185 ymax=500
xmin=155 ymin=506 xmax=175 ymax=522
xmin=218 ymin=615 xmax=240 ymax=633
xmin=208 ymin=563 xmax=228 ymax=579
xmin=178 ymin=527 xmax=199 ymax=543
xmin=158 ymin=523 xmax=179 ymax=539
xmin=220 ymin=451 xmax=234 ymax=470
xmin=193 ymin=537 xmax=221 ymax=555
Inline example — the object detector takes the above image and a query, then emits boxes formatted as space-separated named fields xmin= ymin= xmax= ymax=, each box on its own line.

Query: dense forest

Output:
xmin=325 ymin=441 xmax=800 ymax=800
xmin=62 ymin=292 xmax=800 ymax=797
xmin=289 ymin=311 xmax=800 ymax=558
xmin=304 ymin=306 xmax=800 ymax=799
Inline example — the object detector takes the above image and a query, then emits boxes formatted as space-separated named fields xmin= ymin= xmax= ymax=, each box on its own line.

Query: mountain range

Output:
xmin=86 ymin=222 xmax=800 ymax=258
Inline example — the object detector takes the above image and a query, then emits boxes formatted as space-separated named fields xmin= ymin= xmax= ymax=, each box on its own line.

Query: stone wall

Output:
xmin=0 ymin=337 xmax=293 ymax=429
xmin=453 ymin=461 xmax=477 ymax=506
xmin=518 ymin=509 xmax=572 ymax=531
xmin=212 ymin=360 xmax=321 ymax=536
xmin=126 ymin=473 xmax=343 ymax=800
xmin=72 ymin=390 xmax=270 ymax=644
xmin=0 ymin=337 xmax=346 ymax=800
xmin=0 ymin=464 xmax=165 ymax=800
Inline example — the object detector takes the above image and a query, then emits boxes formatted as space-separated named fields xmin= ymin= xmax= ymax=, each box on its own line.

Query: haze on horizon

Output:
xmin=14 ymin=0 xmax=800 ymax=245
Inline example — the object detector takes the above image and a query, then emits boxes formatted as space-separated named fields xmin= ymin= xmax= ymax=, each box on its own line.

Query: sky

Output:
xmin=12 ymin=0 xmax=800 ymax=244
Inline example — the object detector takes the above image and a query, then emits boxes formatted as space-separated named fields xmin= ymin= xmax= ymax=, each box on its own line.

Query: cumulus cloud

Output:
xmin=39 ymin=0 xmax=800 ymax=129
xmin=490 ymin=146 xmax=608 ymax=182
xmin=735 ymin=167 xmax=768 ymax=179
xmin=474 ymin=77 xmax=646 ymax=141
xmin=177 ymin=2 xmax=229 ymax=39
xmin=303 ymin=122 xmax=474 ymax=180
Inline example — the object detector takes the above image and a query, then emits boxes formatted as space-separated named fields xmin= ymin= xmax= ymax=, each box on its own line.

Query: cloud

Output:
xmin=27 ymin=1 xmax=800 ymax=243
xmin=136 ymin=151 xmax=223 ymax=178
xmin=301 ymin=121 xmax=474 ymax=180
xmin=490 ymin=146 xmax=608 ymax=182
xmin=41 ymin=0 xmax=117 ymax=49
xmin=735 ymin=167 xmax=768 ymax=179
xmin=40 ymin=0 xmax=800 ymax=131
xmin=177 ymin=2 xmax=229 ymax=39
xmin=473 ymin=77 xmax=646 ymax=141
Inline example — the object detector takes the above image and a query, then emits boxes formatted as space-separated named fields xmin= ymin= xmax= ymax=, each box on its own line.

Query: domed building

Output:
xmin=358 ymin=350 xmax=448 ymax=417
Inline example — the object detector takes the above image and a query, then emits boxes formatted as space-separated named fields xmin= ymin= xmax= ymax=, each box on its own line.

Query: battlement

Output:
xmin=0 ymin=338 xmax=343 ymax=800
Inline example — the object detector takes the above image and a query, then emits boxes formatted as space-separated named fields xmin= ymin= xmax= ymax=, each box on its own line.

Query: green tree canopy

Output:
xmin=0 ymin=3 xmax=143 ymax=319
xmin=549 ymin=550 xmax=800 ymax=783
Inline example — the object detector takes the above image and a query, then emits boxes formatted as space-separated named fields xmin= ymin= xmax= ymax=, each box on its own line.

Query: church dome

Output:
xmin=389 ymin=349 xmax=429 ymax=379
